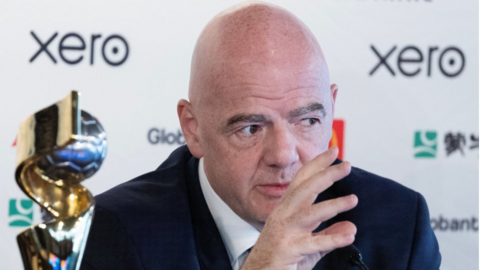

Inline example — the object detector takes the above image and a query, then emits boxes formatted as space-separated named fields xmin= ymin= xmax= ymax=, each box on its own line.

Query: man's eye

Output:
xmin=240 ymin=125 xmax=260 ymax=135
xmin=300 ymin=118 xmax=320 ymax=126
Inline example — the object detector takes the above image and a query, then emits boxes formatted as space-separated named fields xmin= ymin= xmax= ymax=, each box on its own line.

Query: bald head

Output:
xmin=189 ymin=2 xmax=329 ymax=110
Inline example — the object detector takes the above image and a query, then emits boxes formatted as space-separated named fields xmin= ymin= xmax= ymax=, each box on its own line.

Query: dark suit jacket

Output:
xmin=80 ymin=146 xmax=441 ymax=270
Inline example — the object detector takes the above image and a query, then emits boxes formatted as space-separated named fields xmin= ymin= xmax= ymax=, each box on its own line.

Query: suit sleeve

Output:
xmin=80 ymin=206 xmax=145 ymax=270
xmin=407 ymin=192 xmax=441 ymax=269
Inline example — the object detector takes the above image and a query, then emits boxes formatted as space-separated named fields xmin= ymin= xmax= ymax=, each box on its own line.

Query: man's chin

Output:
xmin=249 ymin=199 xmax=281 ymax=226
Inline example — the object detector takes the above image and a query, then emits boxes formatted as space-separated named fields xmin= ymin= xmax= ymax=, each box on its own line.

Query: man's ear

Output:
xmin=177 ymin=99 xmax=204 ymax=158
xmin=330 ymin=83 xmax=338 ymax=116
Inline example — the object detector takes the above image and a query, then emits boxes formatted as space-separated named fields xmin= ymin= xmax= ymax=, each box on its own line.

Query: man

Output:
xmin=81 ymin=2 xmax=441 ymax=269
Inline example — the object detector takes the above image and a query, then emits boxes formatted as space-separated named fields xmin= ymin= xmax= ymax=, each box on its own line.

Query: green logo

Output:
xmin=8 ymin=199 xmax=33 ymax=227
xmin=414 ymin=131 xmax=437 ymax=158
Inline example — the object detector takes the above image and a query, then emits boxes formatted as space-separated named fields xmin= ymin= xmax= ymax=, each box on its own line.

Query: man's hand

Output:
xmin=241 ymin=146 xmax=358 ymax=270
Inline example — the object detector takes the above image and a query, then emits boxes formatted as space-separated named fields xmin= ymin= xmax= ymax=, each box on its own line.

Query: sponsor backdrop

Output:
xmin=0 ymin=0 xmax=477 ymax=269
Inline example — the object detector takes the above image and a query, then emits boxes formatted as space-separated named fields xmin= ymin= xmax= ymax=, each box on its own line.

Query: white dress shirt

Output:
xmin=198 ymin=158 xmax=261 ymax=270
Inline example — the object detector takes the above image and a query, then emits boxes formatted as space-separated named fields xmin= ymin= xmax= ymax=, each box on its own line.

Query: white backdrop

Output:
xmin=0 ymin=1 xmax=478 ymax=269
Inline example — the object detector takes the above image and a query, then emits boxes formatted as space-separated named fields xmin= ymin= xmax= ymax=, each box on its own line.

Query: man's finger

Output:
xmin=314 ymin=221 xmax=357 ymax=237
xmin=282 ymin=162 xmax=352 ymax=212
xmin=288 ymin=146 xmax=339 ymax=191
xmin=295 ymin=233 xmax=356 ymax=256
xmin=310 ymin=221 xmax=357 ymax=257
xmin=287 ymin=195 xmax=358 ymax=230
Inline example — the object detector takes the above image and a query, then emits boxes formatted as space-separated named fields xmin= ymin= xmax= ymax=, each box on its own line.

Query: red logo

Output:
xmin=329 ymin=119 xmax=345 ymax=160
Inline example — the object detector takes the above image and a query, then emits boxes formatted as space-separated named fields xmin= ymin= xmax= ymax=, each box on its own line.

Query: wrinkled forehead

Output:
xmin=210 ymin=62 xmax=329 ymax=105
xmin=201 ymin=65 xmax=331 ymax=128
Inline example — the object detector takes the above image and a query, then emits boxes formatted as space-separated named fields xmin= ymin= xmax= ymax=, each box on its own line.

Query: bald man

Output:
xmin=81 ymin=3 xmax=440 ymax=270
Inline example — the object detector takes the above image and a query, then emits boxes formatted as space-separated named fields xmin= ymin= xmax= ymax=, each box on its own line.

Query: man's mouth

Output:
xmin=257 ymin=183 xmax=290 ymax=197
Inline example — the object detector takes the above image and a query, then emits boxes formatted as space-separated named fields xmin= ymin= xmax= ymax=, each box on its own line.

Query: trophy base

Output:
xmin=17 ymin=205 xmax=95 ymax=270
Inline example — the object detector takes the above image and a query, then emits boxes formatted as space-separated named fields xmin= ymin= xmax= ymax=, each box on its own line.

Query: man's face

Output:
xmin=195 ymin=52 xmax=335 ymax=228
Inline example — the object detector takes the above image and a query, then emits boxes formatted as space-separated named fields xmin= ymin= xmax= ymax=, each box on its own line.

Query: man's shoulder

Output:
xmin=95 ymin=147 xmax=192 ymax=200
xmin=325 ymin=159 xmax=419 ymax=202
xmin=91 ymin=145 xmax=197 ymax=240
xmin=348 ymin=165 xmax=418 ymax=200
xmin=339 ymin=164 xmax=422 ymax=221
xmin=82 ymin=146 xmax=200 ymax=270
xmin=317 ymin=163 xmax=440 ymax=269
xmin=324 ymin=161 xmax=425 ymax=239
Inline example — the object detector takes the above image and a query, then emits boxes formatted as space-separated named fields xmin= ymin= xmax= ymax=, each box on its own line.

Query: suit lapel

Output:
xmin=184 ymin=156 xmax=232 ymax=270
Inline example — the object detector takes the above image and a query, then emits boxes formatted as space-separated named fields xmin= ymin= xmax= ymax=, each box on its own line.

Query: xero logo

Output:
xmin=370 ymin=45 xmax=465 ymax=78
xmin=29 ymin=31 xmax=129 ymax=66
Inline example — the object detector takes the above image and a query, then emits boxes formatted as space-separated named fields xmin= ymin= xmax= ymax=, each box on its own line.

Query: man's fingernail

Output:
xmin=343 ymin=234 xmax=355 ymax=241
xmin=349 ymin=194 xmax=358 ymax=205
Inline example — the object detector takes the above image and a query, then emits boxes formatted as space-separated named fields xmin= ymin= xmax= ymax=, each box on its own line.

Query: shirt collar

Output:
xmin=198 ymin=158 xmax=260 ymax=266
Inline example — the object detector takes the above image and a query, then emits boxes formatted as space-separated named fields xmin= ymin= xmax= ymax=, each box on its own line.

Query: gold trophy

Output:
xmin=15 ymin=91 xmax=107 ymax=270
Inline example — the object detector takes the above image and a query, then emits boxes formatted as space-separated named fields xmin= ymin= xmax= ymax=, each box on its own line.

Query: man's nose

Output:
xmin=263 ymin=126 xmax=299 ymax=168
